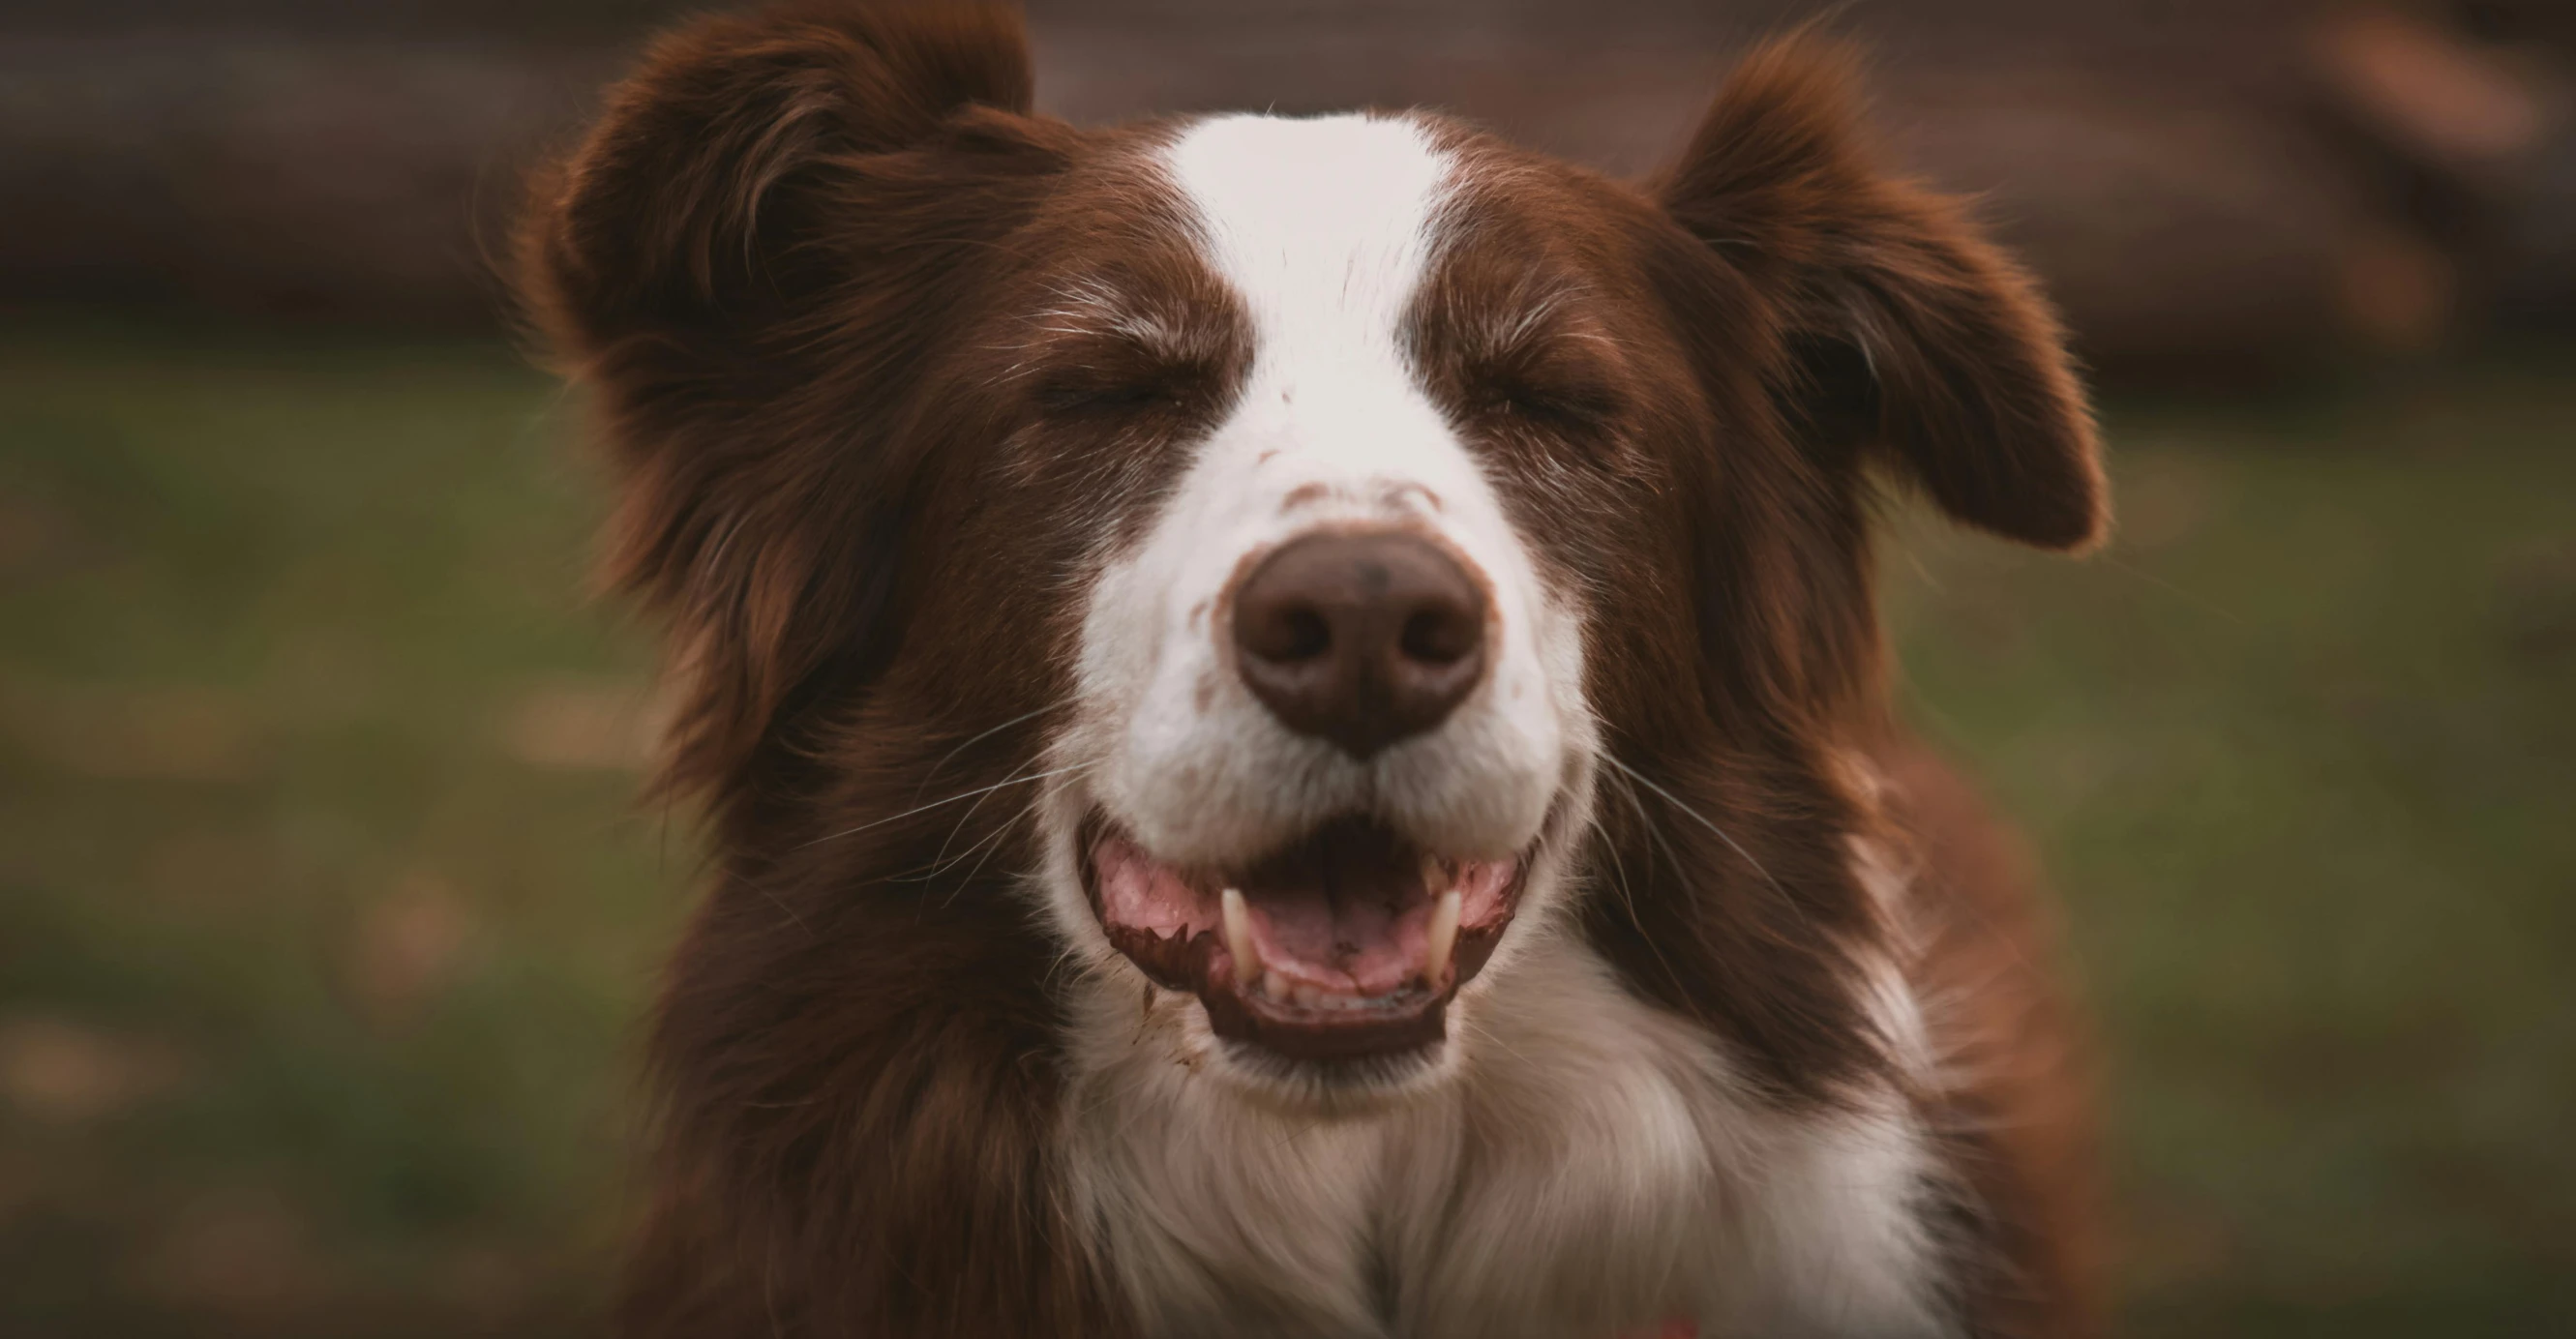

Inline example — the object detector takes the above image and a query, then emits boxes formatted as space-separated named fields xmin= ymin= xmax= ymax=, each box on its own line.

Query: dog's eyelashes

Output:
xmin=1033 ymin=367 xmax=1214 ymax=422
xmin=1036 ymin=377 xmax=1173 ymax=416
xmin=1474 ymin=377 xmax=1625 ymax=452
xmin=1491 ymin=388 xmax=1613 ymax=428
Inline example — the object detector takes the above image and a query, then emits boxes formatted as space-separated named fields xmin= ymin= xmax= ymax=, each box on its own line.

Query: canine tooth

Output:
xmin=1220 ymin=887 xmax=1260 ymax=983
xmin=1422 ymin=853 xmax=1449 ymax=893
xmin=1424 ymin=886 xmax=1462 ymax=985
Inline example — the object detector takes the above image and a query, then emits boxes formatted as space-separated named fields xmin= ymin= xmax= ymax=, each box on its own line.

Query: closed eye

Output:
xmin=1032 ymin=346 xmax=1226 ymax=422
xmin=1470 ymin=362 xmax=1628 ymax=444
xmin=1484 ymin=381 xmax=1621 ymax=431
xmin=1037 ymin=374 xmax=1180 ymax=416
xmin=1454 ymin=310 xmax=1628 ymax=444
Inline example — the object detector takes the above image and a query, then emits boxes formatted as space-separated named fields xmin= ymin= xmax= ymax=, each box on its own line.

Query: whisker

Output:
xmin=1590 ymin=791 xmax=1646 ymax=934
xmin=796 ymin=761 xmax=1093 ymax=850
xmin=924 ymin=748 xmax=1057 ymax=873
xmin=751 ymin=882 xmax=815 ymax=939
xmin=908 ymin=801 xmax=1027 ymax=899
xmin=945 ymin=805 xmax=1029 ymax=904
xmin=1596 ymin=763 xmax=1694 ymax=991
xmin=1596 ymin=751 xmax=1792 ymax=902
xmin=910 ymin=704 xmax=1053 ymax=806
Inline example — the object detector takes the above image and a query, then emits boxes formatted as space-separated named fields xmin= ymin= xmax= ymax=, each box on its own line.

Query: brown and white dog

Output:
xmin=517 ymin=4 xmax=2109 ymax=1336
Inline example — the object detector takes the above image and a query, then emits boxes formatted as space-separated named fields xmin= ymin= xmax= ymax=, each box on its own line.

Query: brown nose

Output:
xmin=1230 ymin=530 xmax=1489 ymax=759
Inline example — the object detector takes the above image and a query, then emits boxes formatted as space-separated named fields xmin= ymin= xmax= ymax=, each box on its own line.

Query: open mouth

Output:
xmin=1084 ymin=815 xmax=1525 ymax=1061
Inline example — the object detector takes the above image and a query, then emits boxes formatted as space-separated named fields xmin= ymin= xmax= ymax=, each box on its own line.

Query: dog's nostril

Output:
xmin=1251 ymin=606 xmax=1331 ymax=662
xmin=1229 ymin=530 xmax=1490 ymax=759
xmin=1399 ymin=605 xmax=1478 ymax=665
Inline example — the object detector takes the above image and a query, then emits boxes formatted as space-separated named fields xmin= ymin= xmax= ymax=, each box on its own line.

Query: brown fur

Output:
xmin=1879 ymin=742 xmax=2104 ymax=1339
xmin=516 ymin=4 xmax=2106 ymax=1335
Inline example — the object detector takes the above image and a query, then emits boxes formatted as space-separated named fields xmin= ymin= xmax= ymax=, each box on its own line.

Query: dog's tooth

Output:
xmin=1422 ymin=852 xmax=1449 ymax=894
xmin=1424 ymin=886 xmax=1462 ymax=986
xmin=1220 ymin=887 xmax=1260 ymax=984
xmin=1293 ymin=983 xmax=1322 ymax=1009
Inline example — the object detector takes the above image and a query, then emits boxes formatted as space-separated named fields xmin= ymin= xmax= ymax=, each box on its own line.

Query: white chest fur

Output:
xmin=1060 ymin=919 xmax=1951 ymax=1339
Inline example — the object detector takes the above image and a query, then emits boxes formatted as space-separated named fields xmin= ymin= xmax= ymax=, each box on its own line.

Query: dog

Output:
xmin=516 ymin=4 xmax=2109 ymax=1335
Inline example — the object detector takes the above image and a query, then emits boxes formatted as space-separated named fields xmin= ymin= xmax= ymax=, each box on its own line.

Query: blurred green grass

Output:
xmin=1 ymin=324 xmax=2570 ymax=1336
xmin=1885 ymin=361 xmax=2576 ymax=1334
xmin=0 ymin=326 xmax=670 ymax=1336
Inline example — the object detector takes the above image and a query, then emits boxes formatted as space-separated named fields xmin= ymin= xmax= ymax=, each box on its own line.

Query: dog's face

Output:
xmin=1047 ymin=116 xmax=1628 ymax=1091
xmin=522 ymin=7 xmax=2103 ymax=1111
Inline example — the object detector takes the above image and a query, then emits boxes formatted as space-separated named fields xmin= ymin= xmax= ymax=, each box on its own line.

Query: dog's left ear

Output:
xmin=1660 ymin=35 xmax=2108 ymax=551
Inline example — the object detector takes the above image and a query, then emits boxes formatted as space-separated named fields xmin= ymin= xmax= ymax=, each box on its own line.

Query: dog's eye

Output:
xmin=1054 ymin=381 xmax=1168 ymax=412
xmin=1481 ymin=379 xmax=1620 ymax=435
xmin=1034 ymin=372 xmax=1183 ymax=419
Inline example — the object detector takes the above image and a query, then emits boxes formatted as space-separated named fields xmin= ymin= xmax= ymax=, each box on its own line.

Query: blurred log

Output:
xmin=2307 ymin=6 xmax=2576 ymax=327
xmin=0 ymin=34 xmax=611 ymax=324
xmin=1890 ymin=57 xmax=2456 ymax=381
xmin=0 ymin=3 xmax=2563 ymax=385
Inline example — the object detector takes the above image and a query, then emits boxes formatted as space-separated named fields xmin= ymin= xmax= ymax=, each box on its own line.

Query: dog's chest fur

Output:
xmin=1062 ymin=920 xmax=1948 ymax=1339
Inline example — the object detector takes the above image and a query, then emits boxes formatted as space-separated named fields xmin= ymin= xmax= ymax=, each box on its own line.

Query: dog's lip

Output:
xmin=1080 ymin=813 xmax=1527 ymax=1063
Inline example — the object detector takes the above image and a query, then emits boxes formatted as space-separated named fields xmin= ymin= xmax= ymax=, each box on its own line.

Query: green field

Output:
xmin=3 ymin=325 xmax=2570 ymax=1335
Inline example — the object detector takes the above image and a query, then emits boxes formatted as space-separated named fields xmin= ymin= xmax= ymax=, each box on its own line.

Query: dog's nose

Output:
xmin=1230 ymin=530 xmax=1488 ymax=759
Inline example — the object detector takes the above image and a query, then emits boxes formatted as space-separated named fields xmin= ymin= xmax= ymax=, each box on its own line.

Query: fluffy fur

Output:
xmin=516 ymin=4 xmax=2107 ymax=1336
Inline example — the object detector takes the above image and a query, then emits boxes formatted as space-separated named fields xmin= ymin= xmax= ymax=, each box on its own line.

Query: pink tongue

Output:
xmin=1243 ymin=879 xmax=1423 ymax=996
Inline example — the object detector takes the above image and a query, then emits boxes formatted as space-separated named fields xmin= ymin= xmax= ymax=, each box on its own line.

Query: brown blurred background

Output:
xmin=4 ymin=3 xmax=2573 ymax=1337
xmin=8 ymin=0 xmax=2576 ymax=383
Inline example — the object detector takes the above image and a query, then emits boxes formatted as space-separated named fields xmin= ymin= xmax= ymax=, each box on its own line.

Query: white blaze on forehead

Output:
xmin=1155 ymin=113 xmax=1489 ymax=560
xmin=1163 ymin=112 xmax=1448 ymax=380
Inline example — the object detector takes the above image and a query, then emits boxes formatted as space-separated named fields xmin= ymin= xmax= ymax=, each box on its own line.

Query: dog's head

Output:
xmin=521 ymin=4 xmax=2101 ymax=1109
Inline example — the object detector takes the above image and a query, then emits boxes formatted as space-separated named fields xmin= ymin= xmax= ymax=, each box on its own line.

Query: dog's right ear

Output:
xmin=516 ymin=2 xmax=1071 ymax=805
